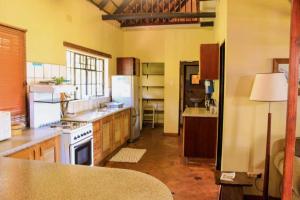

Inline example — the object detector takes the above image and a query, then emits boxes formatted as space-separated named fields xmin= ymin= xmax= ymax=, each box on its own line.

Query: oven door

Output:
xmin=70 ymin=137 xmax=93 ymax=166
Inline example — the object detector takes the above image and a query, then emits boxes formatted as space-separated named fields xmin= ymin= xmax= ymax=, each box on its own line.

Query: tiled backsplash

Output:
xmin=26 ymin=62 xmax=110 ymax=114
xmin=27 ymin=62 xmax=67 ymax=85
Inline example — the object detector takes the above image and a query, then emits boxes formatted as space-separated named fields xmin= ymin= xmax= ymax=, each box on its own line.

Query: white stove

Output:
xmin=52 ymin=121 xmax=94 ymax=166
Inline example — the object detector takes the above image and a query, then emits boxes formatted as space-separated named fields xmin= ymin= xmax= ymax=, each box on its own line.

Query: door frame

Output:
xmin=216 ymin=42 xmax=225 ymax=170
xmin=178 ymin=61 xmax=199 ymax=135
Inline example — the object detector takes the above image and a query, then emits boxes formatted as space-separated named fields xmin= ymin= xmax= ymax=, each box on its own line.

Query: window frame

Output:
xmin=66 ymin=50 xmax=105 ymax=99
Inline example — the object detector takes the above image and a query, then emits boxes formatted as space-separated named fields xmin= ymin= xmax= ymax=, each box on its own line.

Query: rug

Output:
xmin=109 ymin=148 xmax=146 ymax=163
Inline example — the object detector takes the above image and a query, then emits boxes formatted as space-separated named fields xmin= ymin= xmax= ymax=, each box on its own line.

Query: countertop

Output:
xmin=0 ymin=157 xmax=173 ymax=200
xmin=0 ymin=127 xmax=61 ymax=157
xmin=182 ymin=107 xmax=218 ymax=118
xmin=63 ymin=106 xmax=131 ymax=123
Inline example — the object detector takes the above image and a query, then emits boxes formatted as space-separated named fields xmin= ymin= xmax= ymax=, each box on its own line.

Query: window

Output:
xmin=66 ymin=50 xmax=105 ymax=99
xmin=0 ymin=24 xmax=26 ymax=123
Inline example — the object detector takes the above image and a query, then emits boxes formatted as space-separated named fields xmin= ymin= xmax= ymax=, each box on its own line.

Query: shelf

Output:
xmin=143 ymin=109 xmax=164 ymax=114
xmin=34 ymin=98 xmax=78 ymax=104
xmin=142 ymin=98 xmax=164 ymax=101
xmin=142 ymin=86 xmax=164 ymax=88
xmin=142 ymin=73 xmax=164 ymax=76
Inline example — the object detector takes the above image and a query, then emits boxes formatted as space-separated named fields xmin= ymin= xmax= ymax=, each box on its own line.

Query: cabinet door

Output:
xmin=184 ymin=117 xmax=217 ymax=159
xmin=8 ymin=147 xmax=36 ymax=160
xmin=39 ymin=136 xmax=60 ymax=163
xmin=123 ymin=109 xmax=131 ymax=142
xmin=113 ymin=112 xmax=123 ymax=149
xmin=200 ymin=44 xmax=219 ymax=80
xmin=101 ymin=116 xmax=113 ymax=158
xmin=93 ymin=121 xmax=102 ymax=164
xmin=117 ymin=57 xmax=140 ymax=76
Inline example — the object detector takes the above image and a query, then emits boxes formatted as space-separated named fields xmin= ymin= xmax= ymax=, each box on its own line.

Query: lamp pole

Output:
xmin=263 ymin=102 xmax=271 ymax=200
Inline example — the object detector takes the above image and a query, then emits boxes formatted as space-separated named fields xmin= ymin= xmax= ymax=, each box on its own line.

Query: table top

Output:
xmin=215 ymin=171 xmax=254 ymax=186
xmin=0 ymin=157 xmax=173 ymax=200
xmin=182 ymin=107 xmax=218 ymax=118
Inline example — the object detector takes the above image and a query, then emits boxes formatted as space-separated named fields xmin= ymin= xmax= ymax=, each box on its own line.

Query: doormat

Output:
xmin=109 ymin=148 xmax=146 ymax=163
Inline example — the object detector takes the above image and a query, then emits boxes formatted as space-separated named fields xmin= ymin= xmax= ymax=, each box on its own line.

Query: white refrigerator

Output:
xmin=112 ymin=75 xmax=140 ymax=142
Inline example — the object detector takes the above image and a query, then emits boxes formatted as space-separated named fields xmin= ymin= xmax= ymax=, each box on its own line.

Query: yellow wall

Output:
xmin=214 ymin=0 xmax=227 ymax=43
xmin=223 ymin=0 xmax=299 ymax=197
xmin=122 ymin=27 xmax=215 ymax=133
xmin=0 ymin=0 xmax=123 ymax=77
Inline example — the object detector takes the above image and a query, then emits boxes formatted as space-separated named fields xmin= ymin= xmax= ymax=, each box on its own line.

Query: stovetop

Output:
xmin=50 ymin=121 xmax=89 ymax=132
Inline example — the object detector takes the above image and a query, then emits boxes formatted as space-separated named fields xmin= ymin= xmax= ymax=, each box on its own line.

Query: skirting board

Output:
xmin=163 ymin=132 xmax=178 ymax=137
xmin=244 ymin=195 xmax=281 ymax=200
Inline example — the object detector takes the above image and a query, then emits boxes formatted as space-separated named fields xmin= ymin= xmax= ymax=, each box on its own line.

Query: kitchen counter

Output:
xmin=182 ymin=107 xmax=218 ymax=118
xmin=0 ymin=127 xmax=61 ymax=157
xmin=0 ymin=157 xmax=173 ymax=200
xmin=182 ymin=107 xmax=218 ymax=159
xmin=63 ymin=106 xmax=131 ymax=122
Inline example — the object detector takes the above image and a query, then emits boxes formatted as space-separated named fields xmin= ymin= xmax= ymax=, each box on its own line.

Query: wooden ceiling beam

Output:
xmin=102 ymin=12 xmax=215 ymax=20
xmin=114 ymin=0 xmax=134 ymax=14
xmin=99 ymin=0 xmax=110 ymax=9
xmin=120 ymin=20 xmax=213 ymax=27
xmin=87 ymin=0 xmax=102 ymax=9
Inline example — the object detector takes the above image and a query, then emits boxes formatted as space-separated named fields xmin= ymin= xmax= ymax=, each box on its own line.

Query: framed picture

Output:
xmin=273 ymin=58 xmax=300 ymax=95
xmin=190 ymin=74 xmax=200 ymax=85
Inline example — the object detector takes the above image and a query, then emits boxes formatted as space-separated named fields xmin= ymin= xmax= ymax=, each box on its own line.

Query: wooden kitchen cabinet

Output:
xmin=101 ymin=115 xmax=114 ymax=159
xmin=92 ymin=109 xmax=131 ymax=165
xmin=117 ymin=57 xmax=140 ymax=76
xmin=113 ymin=112 xmax=123 ymax=149
xmin=9 ymin=147 xmax=36 ymax=160
xmin=8 ymin=135 xmax=60 ymax=163
xmin=122 ymin=109 xmax=131 ymax=143
xmin=183 ymin=117 xmax=217 ymax=159
xmin=93 ymin=121 xmax=102 ymax=165
xmin=200 ymin=43 xmax=219 ymax=80
xmin=38 ymin=136 xmax=60 ymax=163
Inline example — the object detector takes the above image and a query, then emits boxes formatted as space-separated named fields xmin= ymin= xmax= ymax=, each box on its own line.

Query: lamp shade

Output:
xmin=250 ymin=73 xmax=288 ymax=102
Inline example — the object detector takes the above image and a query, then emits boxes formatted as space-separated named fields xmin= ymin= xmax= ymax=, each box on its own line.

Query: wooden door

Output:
xmin=184 ymin=117 xmax=217 ymax=159
xmin=0 ymin=25 xmax=26 ymax=117
xmin=113 ymin=112 xmax=123 ymax=149
xmin=200 ymin=44 xmax=219 ymax=80
xmin=101 ymin=116 xmax=113 ymax=158
xmin=9 ymin=147 xmax=35 ymax=160
xmin=93 ymin=120 xmax=102 ymax=164
xmin=123 ymin=109 xmax=130 ymax=142
xmin=117 ymin=57 xmax=140 ymax=76
xmin=38 ymin=136 xmax=60 ymax=163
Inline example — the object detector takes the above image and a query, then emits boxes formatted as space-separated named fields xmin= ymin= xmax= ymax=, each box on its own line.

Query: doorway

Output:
xmin=216 ymin=42 xmax=225 ymax=170
xmin=178 ymin=61 xmax=205 ymax=134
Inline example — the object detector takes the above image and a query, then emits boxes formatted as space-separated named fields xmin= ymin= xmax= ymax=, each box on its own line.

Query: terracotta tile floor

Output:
xmin=105 ymin=127 xmax=220 ymax=200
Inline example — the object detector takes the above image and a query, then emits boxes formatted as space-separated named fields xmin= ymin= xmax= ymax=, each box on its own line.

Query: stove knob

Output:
xmin=84 ymin=132 xmax=87 ymax=135
xmin=74 ymin=137 xmax=77 ymax=140
xmin=88 ymin=130 xmax=92 ymax=133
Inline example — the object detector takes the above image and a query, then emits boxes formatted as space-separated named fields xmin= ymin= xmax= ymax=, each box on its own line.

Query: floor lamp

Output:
xmin=250 ymin=73 xmax=288 ymax=200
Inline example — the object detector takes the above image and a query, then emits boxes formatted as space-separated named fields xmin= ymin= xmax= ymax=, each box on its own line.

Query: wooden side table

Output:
xmin=215 ymin=171 xmax=255 ymax=200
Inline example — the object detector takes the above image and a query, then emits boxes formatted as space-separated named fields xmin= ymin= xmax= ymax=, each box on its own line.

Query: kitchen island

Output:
xmin=182 ymin=107 xmax=218 ymax=160
xmin=0 ymin=157 xmax=173 ymax=200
